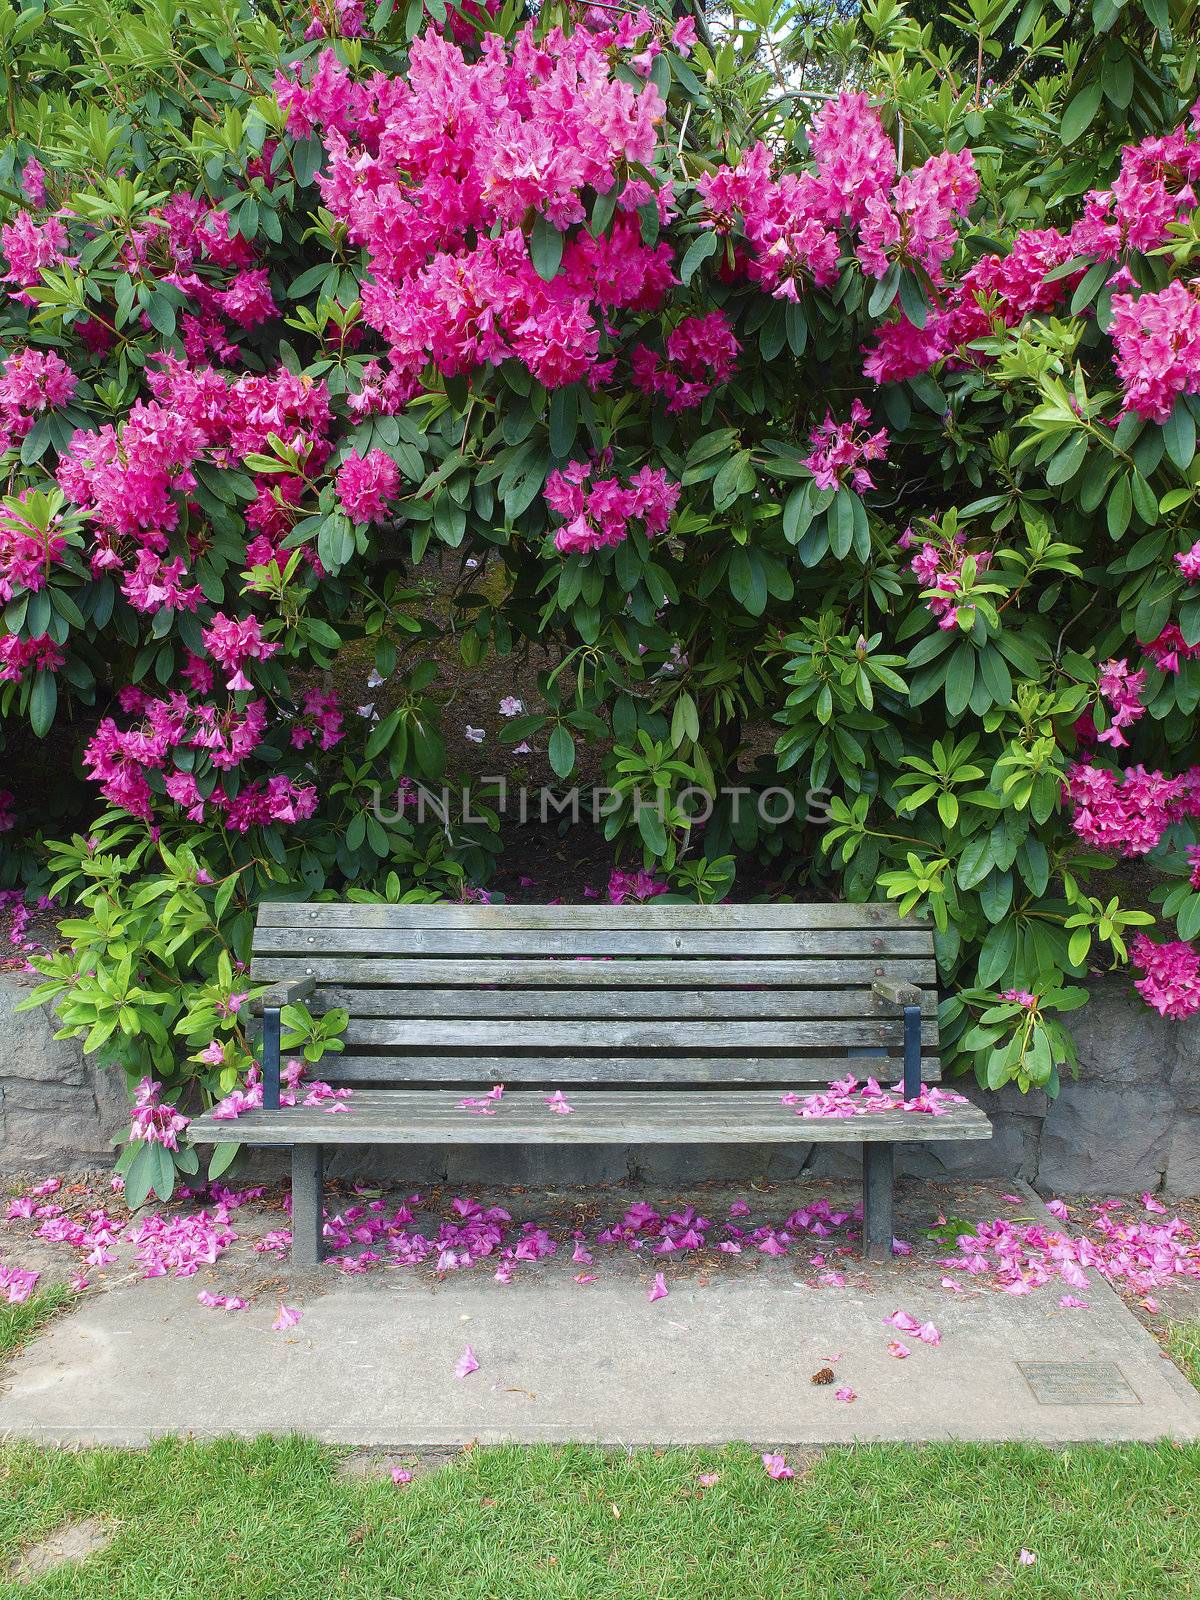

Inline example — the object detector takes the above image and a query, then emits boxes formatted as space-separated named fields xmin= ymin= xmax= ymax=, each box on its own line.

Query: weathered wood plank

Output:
xmin=318 ymin=1054 xmax=942 ymax=1085
xmin=324 ymin=987 xmax=938 ymax=1022
xmin=253 ymin=927 xmax=934 ymax=959
xmin=188 ymin=1088 xmax=990 ymax=1147
xmin=257 ymin=901 xmax=922 ymax=930
xmin=249 ymin=957 xmax=939 ymax=990
xmin=335 ymin=1018 xmax=939 ymax=1050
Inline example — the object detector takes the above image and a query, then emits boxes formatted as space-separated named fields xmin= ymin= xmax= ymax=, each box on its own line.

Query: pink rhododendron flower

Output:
xmin=391 ymin=1466 xmax=413 ymax=1486
xmin=1110 ymin=279 xmax=1200 ymax=422
xmin=1065 ymin=761 xmax=1200 ymax=857
xmin=887 ymin=1341 xmax=911 ymax=1358
xmin=272 ymin=1303 xmax=303 ymax=1330
xmin=802 ymin=400 xmax=889 ymax=492
xmin=128 ymin=1077 xmax=190 ymax=1151
xmin=546 ymin=459 xmax=679 ymax=554
xmin=336 ymin=448 xmax=401 ymax=524
xmin=834 ymin=1385 xmax=856 ymax=1402
xmin=762 ymin=1452 xmax=794 ymax=1479
xmin=1130 ymin=934 xmax=1200 ymax=1018
xmin=647 ymin=1272 xmax=669 ymax=1301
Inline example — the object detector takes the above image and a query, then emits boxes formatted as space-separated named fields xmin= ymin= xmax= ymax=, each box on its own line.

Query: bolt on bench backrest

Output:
xmin=250 ymin=902 xmax=940 ymax=1091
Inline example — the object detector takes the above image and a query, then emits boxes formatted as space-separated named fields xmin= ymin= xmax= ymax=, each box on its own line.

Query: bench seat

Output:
xmin=190 ymin=1087 xmax=990 ymax=1146
xmin=187 ymin=900 xmax=992 ymax=1265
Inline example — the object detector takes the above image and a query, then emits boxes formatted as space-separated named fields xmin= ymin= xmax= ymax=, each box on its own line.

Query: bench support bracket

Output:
xmin=902 ymin=1003 xmax=922 ymax=1102
xmin=262 ymin=1007 xmax=281 ymax=1111
xmin=291 ymin=1145 xmax=325 ymax=1266
xmin=862 ymin=1142 xmax=894 ymax=1262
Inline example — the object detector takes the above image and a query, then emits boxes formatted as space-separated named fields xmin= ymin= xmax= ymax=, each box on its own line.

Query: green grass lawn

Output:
xmin=2 ymin=1435 xmax=1200 ymax=1599
xmin=0 ymin=1288 xmax=74 ymax=1363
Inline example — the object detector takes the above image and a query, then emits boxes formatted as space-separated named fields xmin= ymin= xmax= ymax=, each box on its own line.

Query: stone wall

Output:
xmin=0 ymin=969 xmax=130 ymax=1175
xmin=1 ymin=968 xmax=1196 ymax=1194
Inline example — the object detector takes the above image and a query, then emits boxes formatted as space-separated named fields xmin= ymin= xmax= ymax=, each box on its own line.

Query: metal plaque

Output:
xmin=1017 ymin=1360 xmax=1141 ymax=1406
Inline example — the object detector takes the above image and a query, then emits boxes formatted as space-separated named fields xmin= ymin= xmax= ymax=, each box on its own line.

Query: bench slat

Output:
xmin=305 ymin=1054 xmax=941 ymax=1084
xmin=319 ymin=987 xmax=938 ymax=1021
xmin=256 ymin=901 xmax=920 ymax=931
xmin=249 ymin=957 xmax=938 ymax=989
xmin=253 ymin=927 xmax=933 ymax=958
xmin=188 ymin=1088 xmax=986 ymax=1147
xmin=335 ymin=1018 xmax=939 ymax=1050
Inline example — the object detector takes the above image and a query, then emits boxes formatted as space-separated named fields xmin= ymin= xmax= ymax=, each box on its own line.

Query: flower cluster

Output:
xmin=0 ymin=633 xmax=64 ymax=682
xmin=544 ymin=458 xmax=679 ymax=554
xmin=905 ymin=525 xmax=991 ymax=630
xmin=0 ymin=495 xmax=69 ymax=601
xmin=699 ymin=94 xmax=976 ymax=305
xmin=802 ymin=400 xmax=889 ymax=492
xmin=83 ymin=689 xmax=318 ymax=829
xmin=1095 ymin=658 xmax=1147 ymax=748
xmin=279 ymin=20 xmax=674 ymax=391
xmin=631 ymin=311 xmax=741 ymax=411
xmin=1130 ymin=933 xmax=1200 ymax=1019
xmin=862 ymin=110 xmax=1200 ymax=407
xmin=128 ymin=1077 xmax=190 ymax=1151
xmin=1065 ymin=761 xmax=1200 ymax=856
xmin=335 ymin=447 xmax=401 ymax=524
xmin=1110 ymin=279 xmax=1200 ymax=423
xmin=0 ymin=347 xmax=76 ymax=456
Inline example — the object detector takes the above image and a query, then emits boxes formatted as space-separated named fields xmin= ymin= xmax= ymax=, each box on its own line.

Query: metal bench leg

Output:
xmin=862 ymin=1142 xmax=894 ymax=1263
xmin=291 ymin=1145 xmax=325 ymax=1266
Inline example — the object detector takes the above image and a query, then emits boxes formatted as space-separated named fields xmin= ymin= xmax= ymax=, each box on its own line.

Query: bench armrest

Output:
xmin=251 ymin=977 xmax=316 ymax=1015
xmin=871 ymin=977 xmax=923 ymax=1011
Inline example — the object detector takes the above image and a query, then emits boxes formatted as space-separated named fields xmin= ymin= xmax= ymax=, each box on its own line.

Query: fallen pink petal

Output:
xmin=887 ymin=1340 xmax=911 ymax=1359
xmin=762 ymin=1453 xmax=794 ymax=1480
xmin=884 ymin=1309 xmax=921 ymax=1333
xmin=834 ymin=1386 xmax=856 ymax=1402
xmin=647 ymin=1272 xmax=669 ymax=1302
xmin=454 ymin=1344 xmax=480 ymax=1379
xmin=698 ymin=1472 xmax=720 ymax=1488
xmin=916 ymin=1321 xmax=941 ymax=1346
xmin=391 ymin=1467 xmax=414 ymax=1486
xmin=1018 ymin=1549 xmax=1037 ymax=1566
xmin=272 ymin=1303 xmax=302 ymax=1331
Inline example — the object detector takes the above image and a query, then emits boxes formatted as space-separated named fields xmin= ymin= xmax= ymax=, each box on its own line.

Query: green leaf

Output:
xmin=548 ymin=724 xmax=576 ymax=778
xmin=679 ymin=231 xmax=719 ymax=286
xmin=145 ymin=293 xmax=176 ymax=337
xmin=529 ymin=214 xmax=564 ymax=282
xmin=549 ymin=387 xmax=578 ymax=459
xmin=1060 ymin=80 xmax=1103 ymax=145
xmin=729 ymin=547 xmax=767 ymax=617
xmin=1106 ymin=473 xmax=1132 ymax=539
xmin=1046 ymin=432 xmax=1087 ymax=486
xmin=207 ymin=1142 xmax=240 ymax=1181
xmin=944 ymin=645 xmax=976 ymax=718
xmin=830 ymin=490 xmax=856 ymax=560
xmin=29 ymin=671 xmax=57 ymax=737
xmin=1163 ymin=399 xmax=1196 ymax=472
xmin=898 ymin=271 xmax=928 ymax=329
xmin=868 ymin=264 xmax=901 ymax=318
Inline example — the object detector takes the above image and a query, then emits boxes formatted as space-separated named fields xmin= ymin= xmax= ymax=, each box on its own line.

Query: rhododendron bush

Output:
xmin=3 ymin=0 xmax=1200 ymax=1194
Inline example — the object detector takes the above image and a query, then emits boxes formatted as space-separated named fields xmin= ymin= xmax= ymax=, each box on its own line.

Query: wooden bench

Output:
xmin=188 ymin=902 xmax=991 ymax=1264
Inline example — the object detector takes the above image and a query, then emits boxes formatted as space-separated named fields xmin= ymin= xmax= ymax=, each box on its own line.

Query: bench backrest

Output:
xmin=250 ymin=901 xmax=940 ymax=1089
